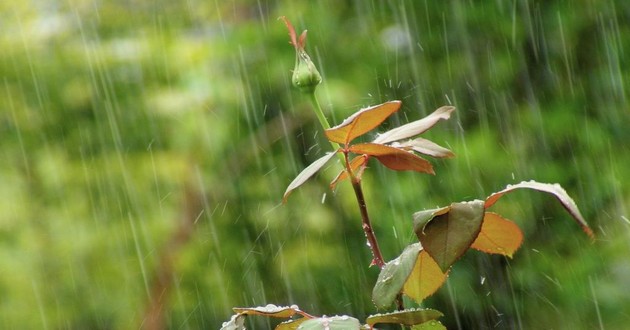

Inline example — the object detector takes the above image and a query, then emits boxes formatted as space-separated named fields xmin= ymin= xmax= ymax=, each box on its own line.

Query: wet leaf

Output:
xmin=485 ymin=180 xmax=593 ymax=238
xmin=394 ymin=138 xmax=454 ymax=158
xmin=276 ymin=317 xmax=309 ymax=330
xmin=220 ymin=314 xmax=246 ymax=330
xmin=296 ymin=316 xmax=361 ymax=329
xmin=471 ymin=212 xmax=523 ymax=257
xmin=413 ymin=201 xmax=485 ymax=272
xmin=372 ymin=243 xmax=422 ymax=309
xmin=233 ymin=304 xmax=300 ymax=318
xmin=411 ymin=320 xmax=447 ymax=330
xmin=283 ymin=152 xmax=338 ymax=202
xmin=366 ymin=308 xmax=443 ymax=327
xmin=329 ymin=155 xmax=367 ymax=190
xmin=325 ymin=101 xmax=401 ymax=144
xmin=349 ymin=143 xmax=434 ymax=174
xmin=373 ymin=106 xmax=455 ymax=144
xmin=403 ymin=250 xmax=448 ymax=303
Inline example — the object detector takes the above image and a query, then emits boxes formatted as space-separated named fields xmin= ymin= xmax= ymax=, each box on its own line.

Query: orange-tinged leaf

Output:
xmin=325 ymin=101 xmax=401 ymax=144
xmin=484 ymin=180 xmax=593 ymax=238
xmin=329 ymin=155 xmax=367 ymax=190
xmin=283 ymin=152 xmax=337 ymax=202
xmin=349 ymin=143 xmax=434 ymax=174
xmin=373 ymin=106 xmax=455 ymax=144
xmin=471 ymin=212 xmax=523 ymax=257
xmin=413 ymin=201 xmax=485 ymax=272
xmin=403 ymin=251 xmax=448 ymax=303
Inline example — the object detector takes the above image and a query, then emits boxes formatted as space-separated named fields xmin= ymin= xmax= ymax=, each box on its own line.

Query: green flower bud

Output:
xmin=281 ymin=16 xmax=322 ymax=94
xmin=292 ymin=49 xmax=322 ymax=93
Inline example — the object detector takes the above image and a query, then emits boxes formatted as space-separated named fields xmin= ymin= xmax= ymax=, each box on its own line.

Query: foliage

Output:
xmin=226 ymin=17 xmax=594 ymax=328
xmin=1 ymin=1 xmax=629 ymax=329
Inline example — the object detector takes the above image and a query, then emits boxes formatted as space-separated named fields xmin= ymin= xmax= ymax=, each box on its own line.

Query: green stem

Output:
xmin=307 ymin=93 xmax=345 ymax=163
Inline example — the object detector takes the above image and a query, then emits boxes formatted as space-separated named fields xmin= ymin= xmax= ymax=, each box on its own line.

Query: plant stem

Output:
xmin=350 ymin=178 xmax=385 ymax=268
xmin=307 ymin=93 xmax=345 ymax=162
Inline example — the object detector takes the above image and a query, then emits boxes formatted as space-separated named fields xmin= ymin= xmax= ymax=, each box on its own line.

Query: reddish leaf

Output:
xmin=283 ymin=152 xmax=337 ymax=202
xmin=325 ymin=101 xmax=401 ymax=144
xmin=373 ymin=106 xmax=455 ymax=144
xmin=484 ymin=180 xmax=593 ymax=238
xmin=403 ymin=250 xmax=448 ymax=303
xmin=329 ymin=155 xmax=367 ymax=190
xmin=394 ymin=138 xmax=454 ymax=158
xmin=366 ymin=308 xmax=443 ymax=327
xmin=349 ymin=143 xmax=434 ymax=174
xmin=279 ymin=16 xmax=299 ymax=49
xmin=413 ymin=201 xmax=485 ymax=272
xmin=471 ymin=212 xmax=523 ymax=257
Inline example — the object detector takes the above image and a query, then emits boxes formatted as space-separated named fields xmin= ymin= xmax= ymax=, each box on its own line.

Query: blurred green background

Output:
xmin=1 ymin=0 xmax=629 ymax=329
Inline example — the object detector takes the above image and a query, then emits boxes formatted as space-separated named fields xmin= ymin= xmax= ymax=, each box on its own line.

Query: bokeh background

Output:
xmin=1 ymin=0 xmax=629 ymax=329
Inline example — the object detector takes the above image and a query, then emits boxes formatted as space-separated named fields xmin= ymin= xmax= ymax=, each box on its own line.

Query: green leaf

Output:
xmin=411 ymin=320 xmax=447 ymax=330
xmin=403 ymin=250 xmax=448 ymax=303
xmin=372 ymin=243 xmax=422 ymax=309
xmin=276 ymin=317 xmax=309 ymax=330
xmin=297 ymin=316 xmax=361 ymax=329
xmin=348 ymin=143 xmax=434 ymax=174
xmin=283 ymin=152 xmax=338 ymax=202
xmin=325 ymin=101 xmax=401 ymax=144
xmin=233 ymin=304 xmax=301 ymax=318
xmin=366 ymin=308 xmax=443 ymax=327
xmin=485 ymin=180 xmax=593 ymax=238
xmin=373 ymin=106 xmax=455 ymax=144
xmin=413 ymin=201 xmax=485 ymax=272
xmin=470 ymin=212 xmax=523 ymax=257
xmin=220 ymin=314 xmax=246 ymax=330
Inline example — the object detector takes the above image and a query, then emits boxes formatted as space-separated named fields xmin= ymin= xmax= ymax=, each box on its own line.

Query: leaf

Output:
xmin=373 ymin=106 xmax=455 ymax=144
xmin=349 ymin=143 xmax=434 ymax=174
xmin=233 ymin=304 xmax=301 ymax=318
xmin=411 ymin=320 xmax=447 ymax=330
xmin=372 ymin=243 xmax=422 ymax=309
xmin=297 ymin=316 xmax=361 ymax=329
xmin=220 ymin=314 xmax=246 ymax=330
xmin=403 ymin=250 xmax=448 ymax=303
xmin=276 ymin=318 xmax=309 ymax=330
xmin=471 ymin=212 xmax=524 ymax=257
xmin=283 ymin=152 xmax=338 ymax=202
xmin=325 ymin=101 xmax=401 ymax=144
xmin=413 ymin=201 xmax=485 ymax=272
xmin=484 ymin=180 xmax=593 ymax=238
xmin=366 ymin=308 xmax=443 ymax=327
xmin=394 ymin=138 xmax=454 ymax=158
xmin=329 ymin=155 xmax=367 ymax=190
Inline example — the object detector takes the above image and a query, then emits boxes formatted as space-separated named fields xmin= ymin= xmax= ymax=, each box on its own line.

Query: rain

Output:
xmin=1 ymin=0 xmax=629 ymax=329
